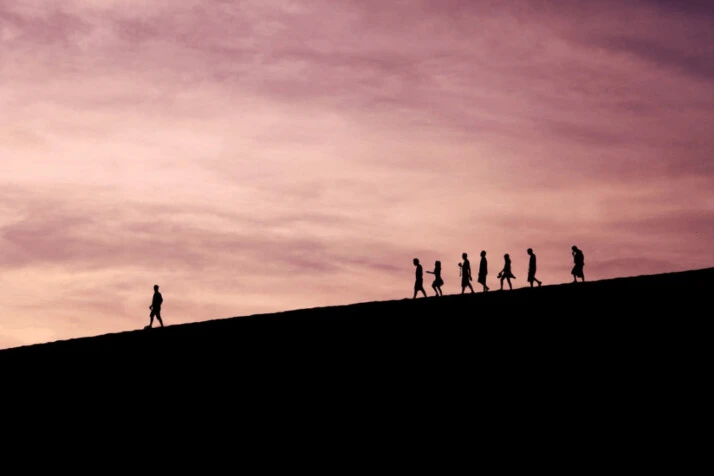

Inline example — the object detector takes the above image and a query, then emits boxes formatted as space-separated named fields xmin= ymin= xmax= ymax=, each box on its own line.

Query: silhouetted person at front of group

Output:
xmin=460 ymin=253 xmax=475 ymax=294
xmin=413 ymin=258 xmax=427 ymax=298
xmin=571 ymin=246 xmax=585 ymax=282
xmin=497 ymin=253 xmax=516 ymax=290
xmin=146 ymin=284 xmax=164 ymax=329
xmin=426 ymin=260 xmax=443 ymax=296
xmin=477 ymin=250 xmax=489 ymax=292
xmin=527 ymin=248 xmax=542 ymax=287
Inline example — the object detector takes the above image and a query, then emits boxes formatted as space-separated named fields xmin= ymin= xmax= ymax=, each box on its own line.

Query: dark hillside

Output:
xmin=2 ymin=268 xmax=709 ymax=456
xmin=2 ymin=268 xmax=710 ymax=366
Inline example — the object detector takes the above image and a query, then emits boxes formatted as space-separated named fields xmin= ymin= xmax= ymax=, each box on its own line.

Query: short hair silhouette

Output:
xmin=527 ymin=248 xmax=541 ymax=287
xmin=146 ymin=284 xmax=164 ymax=329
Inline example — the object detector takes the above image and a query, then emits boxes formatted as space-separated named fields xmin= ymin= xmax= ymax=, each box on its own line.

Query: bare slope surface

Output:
xmin=1 ymin=268 xmax=710 ymax=361
xmin=2 ymin=268 xmax=708 ymax=457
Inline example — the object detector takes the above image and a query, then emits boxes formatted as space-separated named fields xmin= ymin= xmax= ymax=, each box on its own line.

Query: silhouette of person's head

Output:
xmin=527 ymin=248 xmax=533 ymax=255
xmin=480 ymin=250 xmax=486 ymax=257
xmin=462 ymin=253 xmax=467 ymax=259
xmin=435 ymin=260 xmax=441 ymax=268
xmin=413 ymin=258 xmax=419 ymax=266
xmin=572 ymin=246 xmax=578 ymax=251
xmin=504 ymin=254 xmax=510 ymax=260
xmin=154 ymin=284 xmax=159 ymax=291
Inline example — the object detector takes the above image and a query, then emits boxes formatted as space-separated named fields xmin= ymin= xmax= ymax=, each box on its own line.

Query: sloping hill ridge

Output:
xmin=1 ymin=267 xmax=711 ymax=362
xmin=2 ymin=267 xmax=710 ymax=447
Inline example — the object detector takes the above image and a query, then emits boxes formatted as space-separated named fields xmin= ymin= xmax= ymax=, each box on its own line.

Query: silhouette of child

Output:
xmin=426 ymin=260 xmax=444 ymax=296
xmin=527 ymin=248 xmax=542 ymax=287
xmin=413 ymin=258 xmax=427 ymax=298
xmin=571 ymin=246 xmax=585 ymax=282
xmin=460 ymin=253 xmax=475 ymax=294
xmin=478 ymin=250 xmax=489 ymax=292
xmin=497 ymin=254 xmax=515 ymax=290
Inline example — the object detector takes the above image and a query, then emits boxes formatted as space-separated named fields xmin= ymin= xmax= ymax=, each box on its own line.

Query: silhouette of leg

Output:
xmin=507 ymin=278 xmax=512 ymax=290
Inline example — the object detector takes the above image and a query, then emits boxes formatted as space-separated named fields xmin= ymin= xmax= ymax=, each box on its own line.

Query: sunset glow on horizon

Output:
xmin=1 ymin=0 xmax=713 ymax=348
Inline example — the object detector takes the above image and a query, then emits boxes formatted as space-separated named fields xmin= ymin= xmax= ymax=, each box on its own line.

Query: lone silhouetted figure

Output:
xmin=146 ymin=284 xmax=164 ymax=329
xmin=426 ymin=260 xmax=444 ymax=296
xmin=460 ymin=253 xmax=475 ymax=294
xmin=497 ymin=253 xmax=516 ymax=290
xmin=413 ymin=258 xmax=427 ymax=298
xmin=571 ymin=246 xmax=585 ymax=282
xmin=527 ymin=248 xmax=542 ymax=287
xmin=477 ymin=250 xmax=489 ymax=292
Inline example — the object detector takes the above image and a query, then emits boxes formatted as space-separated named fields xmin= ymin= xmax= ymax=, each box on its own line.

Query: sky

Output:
xmin=1 ymin=0 xmax=713 ymax=348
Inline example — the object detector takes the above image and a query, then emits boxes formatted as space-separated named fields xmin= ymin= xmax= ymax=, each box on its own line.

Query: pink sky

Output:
xmin=1 ymin=0 xmax=713 ymax=348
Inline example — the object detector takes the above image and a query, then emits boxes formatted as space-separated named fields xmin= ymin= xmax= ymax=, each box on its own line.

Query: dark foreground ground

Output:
xmin=1 ymin=268 xmax=709 ymax=464
xmin=2 ymin=267 xmax=710 ymax=366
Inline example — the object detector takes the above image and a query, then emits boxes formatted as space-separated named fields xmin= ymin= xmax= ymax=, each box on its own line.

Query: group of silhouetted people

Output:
xmin=412 ymin=246 xmax=585 ymax=298
xmin=142 ymin=247 xmax=586 ymax=328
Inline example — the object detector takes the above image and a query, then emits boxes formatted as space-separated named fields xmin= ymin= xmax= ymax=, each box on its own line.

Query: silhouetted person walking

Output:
xmin=477 ymin=250 xmax=489 ymax=292
xmin=426 ymin=260 xmax=444 ymax=296
xmin=497 ymin=253 xmax=516 ymax=290
xmin=460 ymin=253 xmax=475 ymax=294
xmin=527 ymin=248 xmax=542 ymax=287
xmin=571 ymin=246 xmax=585 ymax=282
xmin=146 ymin=284 xmax=164 ymax=329
xmin=413 ymin=258 xmax=427 ymax=298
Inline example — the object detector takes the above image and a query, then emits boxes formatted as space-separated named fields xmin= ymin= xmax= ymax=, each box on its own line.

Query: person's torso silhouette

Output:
xmin=576 ymin=250 xmax=584 ymax=265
